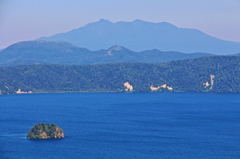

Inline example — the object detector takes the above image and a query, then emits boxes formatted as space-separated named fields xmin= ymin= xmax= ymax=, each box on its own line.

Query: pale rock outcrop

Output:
xmin=107 ymin=45 xmax=123 ymax=55
xmin=150 ymin=84 xmax=173 ymax=91
xmin=203 ymin=74 xmax=215 ymax=90
xmin=16 ymin=89 xmax=32 ymax=94
xmin=167 ymin=86 xmax=173 ymax=91
xmin=210 ymin=75 xmax=215 ymax=89
xmin=150 ymin=86 xmax=161 ymax=91
xmin=203 ymin=82 xmax=210 ymax=88
xmin=124 ymin=82 xmax=133 ymax=92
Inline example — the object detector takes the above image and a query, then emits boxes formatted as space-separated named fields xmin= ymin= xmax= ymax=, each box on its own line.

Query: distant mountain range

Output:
xmin=1 ymin=19 xmax=240 ymax=94
xmin=0 ymin=40 xmax=212 ymax=66
xmin=37 ymin=19 xmax=240 ymax=55
xmin=1 ymin=55 xmax=240 ymax=94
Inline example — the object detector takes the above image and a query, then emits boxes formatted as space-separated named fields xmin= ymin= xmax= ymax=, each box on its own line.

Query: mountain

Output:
xmin=0 ymin=40 xmax=91 ymax=65
xmin=1 ymin=56 xmax=240 ymax=94
xmin=0 ymin=40 xmax=212 ymax=66
xmin=37 ymin=19 xmax=240 ymax=55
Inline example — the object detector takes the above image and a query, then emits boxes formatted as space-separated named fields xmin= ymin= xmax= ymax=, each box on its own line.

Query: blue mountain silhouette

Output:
xmin=37 ymin=19 xmax=240 ymax=55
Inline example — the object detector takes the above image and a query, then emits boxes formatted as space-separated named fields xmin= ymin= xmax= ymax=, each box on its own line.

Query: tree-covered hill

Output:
xmin=1 ymin=55 xmax=240 ymax=94
xmin=0 ymin=40 xmax=212 ymax=66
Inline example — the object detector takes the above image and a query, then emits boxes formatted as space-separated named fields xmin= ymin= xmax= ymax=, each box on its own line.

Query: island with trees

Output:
xmin=26 ymin=123 xmax=64 ymax=139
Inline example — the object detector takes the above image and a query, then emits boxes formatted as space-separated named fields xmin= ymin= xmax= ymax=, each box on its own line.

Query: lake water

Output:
xmin=0 ymin=92 xmax=240 ymax=159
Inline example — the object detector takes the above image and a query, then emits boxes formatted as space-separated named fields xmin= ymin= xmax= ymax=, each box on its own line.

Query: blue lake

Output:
xmin=0 ymin=92 xmax=240 ymax=158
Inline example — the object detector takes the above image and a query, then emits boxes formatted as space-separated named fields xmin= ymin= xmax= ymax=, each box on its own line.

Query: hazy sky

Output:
xmin=1 ymin=0 xmax=240 ymax=49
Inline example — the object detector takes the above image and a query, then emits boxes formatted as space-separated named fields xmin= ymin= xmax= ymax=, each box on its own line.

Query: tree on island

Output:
xmin=27 ymin=123 xmax=64 ymax=139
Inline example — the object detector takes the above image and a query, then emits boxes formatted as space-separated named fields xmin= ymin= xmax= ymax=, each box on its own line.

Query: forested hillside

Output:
xmin=0 ymin=41 xmax=212 ymax=66
xmin=0 ymin=56 xmax=240 ymax=94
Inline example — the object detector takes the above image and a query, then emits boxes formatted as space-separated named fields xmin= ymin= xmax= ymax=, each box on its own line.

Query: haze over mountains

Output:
xmin=37 ymin=19 xmax=240 ymax=55
xmin=1 ymin=19 xmax=240 ymax=94
xmin=0 ymin=40 xmax=212 ymax=66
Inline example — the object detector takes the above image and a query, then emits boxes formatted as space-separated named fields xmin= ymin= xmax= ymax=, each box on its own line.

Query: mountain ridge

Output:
xmin=37 ymin=19 xmax=240 ymax=55
xmin=0 ymin=40 xmax=213 ymax=66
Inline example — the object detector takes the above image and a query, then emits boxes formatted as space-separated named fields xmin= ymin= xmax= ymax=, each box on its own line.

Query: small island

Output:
xmin=26 ymin=123 xmax=64 ymax=139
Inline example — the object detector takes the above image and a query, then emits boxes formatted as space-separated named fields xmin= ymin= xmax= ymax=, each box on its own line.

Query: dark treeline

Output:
xmin=1 ymin=56 xmax=240 ymax=94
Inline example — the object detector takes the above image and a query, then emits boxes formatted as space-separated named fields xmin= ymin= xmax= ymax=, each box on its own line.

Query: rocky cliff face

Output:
xmin=27 ymin=123 xmax=64 ymax=139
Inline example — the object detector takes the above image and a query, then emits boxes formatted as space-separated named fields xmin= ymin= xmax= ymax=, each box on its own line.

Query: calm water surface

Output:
xmin=0 ymin=92 xmax=240 ymax=158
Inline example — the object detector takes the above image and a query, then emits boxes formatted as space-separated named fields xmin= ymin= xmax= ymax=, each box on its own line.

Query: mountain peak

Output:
xmin=107 ymin=45 xmax=124 ymax=55
xmin=97 ymin=19 xmax=112 ymax=24
xmin=132 ymin=19 xmax=176 ymax=27
xmin=158 ymin=22 xmax=178 ymax=28
xmin=132 ymin=19 xmax=146 ymax=23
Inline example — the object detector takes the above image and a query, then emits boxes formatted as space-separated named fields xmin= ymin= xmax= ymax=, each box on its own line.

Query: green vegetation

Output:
xmin=1 ymin=55 xmax=240 ymax=94
xmin=26 ymin=123 xmax=64 ymax=139
xmin=0 ymin=41 xmax=211 ymax=66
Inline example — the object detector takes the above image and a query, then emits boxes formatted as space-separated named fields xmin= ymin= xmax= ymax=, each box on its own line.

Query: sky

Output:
xmin=0 ymin=0 xmax=240 ymax=49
